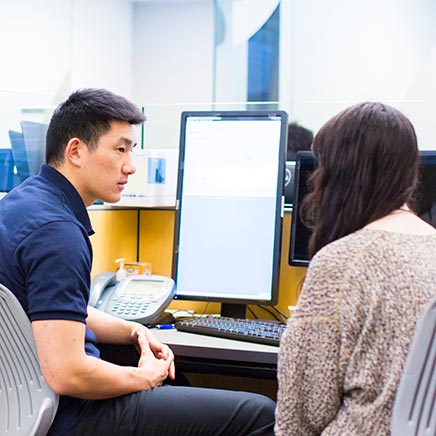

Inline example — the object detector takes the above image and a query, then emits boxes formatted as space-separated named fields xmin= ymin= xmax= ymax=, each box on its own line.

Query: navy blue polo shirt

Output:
xmin=0 ymin=164 xmax=100 ymax=435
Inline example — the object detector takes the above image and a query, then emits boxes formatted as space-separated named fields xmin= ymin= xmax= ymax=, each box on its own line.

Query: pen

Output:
xmin=155 ymin=324 xmax=175 ymax=329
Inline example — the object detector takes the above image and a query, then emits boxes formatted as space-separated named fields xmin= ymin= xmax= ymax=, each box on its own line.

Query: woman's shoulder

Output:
xmin=295 ymin=230 xmax=374 ymax=318
xmin=305 ymin=228 xmax=436 ymax=296
xmin=309 ymin=229 xmax=375 ymax=271
xmin=312 ymin=227 xmax=436 ymax=266
xmin=299 ymin=230 xmax=397 ymax=307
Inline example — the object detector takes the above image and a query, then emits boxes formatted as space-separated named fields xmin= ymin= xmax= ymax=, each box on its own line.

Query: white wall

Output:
xmin=132 ymin=1 xmax=214 ymax=149
xmin=132 ymin=2 xmax=213 ymax=105
xmin=0 ymin=0 xmax=133 ymax=147
xmin=286 ymin=0 xmax=436 ymax=149
xmin=0 ymin=0 xmax=72 ymax=146
xmin=71 ymin=0 xmax=134 ymax=99
xmin=0 ymin=0 xmax=72 ymax=107
xmin=0 ymin=0 xmax=133 ymax=104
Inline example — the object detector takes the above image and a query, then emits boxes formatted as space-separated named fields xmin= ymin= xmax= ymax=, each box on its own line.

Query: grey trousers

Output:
xmin=72 ymin=385 xmax=275 ymax=436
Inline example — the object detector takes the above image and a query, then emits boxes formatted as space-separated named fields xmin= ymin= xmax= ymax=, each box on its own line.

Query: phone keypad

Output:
xmin=110 ymin=293 xmax=155 ymax=317
xmin=98 ymin=275 xmax=175 ymax=323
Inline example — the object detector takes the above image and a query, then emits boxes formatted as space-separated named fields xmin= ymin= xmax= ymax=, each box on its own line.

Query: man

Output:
xmin=0 ymin=88 xmax=275 ymax=435
xmin=286 ymin=122 xmax=313 ymax=161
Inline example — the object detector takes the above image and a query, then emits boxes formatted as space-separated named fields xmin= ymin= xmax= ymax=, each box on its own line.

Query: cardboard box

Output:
xmin=125 ymin=262 xmax=152 ymax=276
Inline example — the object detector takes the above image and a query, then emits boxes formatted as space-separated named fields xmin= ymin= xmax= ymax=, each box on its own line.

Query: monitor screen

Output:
xmin=172 ymin=110 xmax=288 ymax=318
xmin=288 ymin=150 xmax=436 ymax=267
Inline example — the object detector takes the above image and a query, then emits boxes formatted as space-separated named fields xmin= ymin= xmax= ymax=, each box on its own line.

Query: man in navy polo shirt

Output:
xmin=0 ymin=88 xmax=275 ymax=436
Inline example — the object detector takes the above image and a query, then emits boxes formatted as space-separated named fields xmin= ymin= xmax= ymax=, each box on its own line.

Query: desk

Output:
xmin=153 ymin=328 xmax=278 ymax=364
xmin=98 ymin=328 xmax=279 ymax=399
xmin=153 ymin=328 xmax=279 ymax=379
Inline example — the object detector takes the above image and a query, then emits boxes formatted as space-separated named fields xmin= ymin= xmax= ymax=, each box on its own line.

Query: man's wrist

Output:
xmin=127 ymin=321 xmax=147 ymax=344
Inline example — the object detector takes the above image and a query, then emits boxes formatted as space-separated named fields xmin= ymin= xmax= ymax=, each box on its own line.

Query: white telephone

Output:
xmin=89 ymin=272 xmax=176 ymax=325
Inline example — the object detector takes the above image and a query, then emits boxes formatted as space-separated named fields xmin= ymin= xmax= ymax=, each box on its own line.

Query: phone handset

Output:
xmin=89 ymin=272 xmax=176 ymax=324
xmin=89 ymin=272 xmax=116 ymax=307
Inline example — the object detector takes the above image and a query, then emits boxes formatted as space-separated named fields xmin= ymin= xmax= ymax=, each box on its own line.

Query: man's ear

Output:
xmin=64 ymin=138 xmax=84 ymax=167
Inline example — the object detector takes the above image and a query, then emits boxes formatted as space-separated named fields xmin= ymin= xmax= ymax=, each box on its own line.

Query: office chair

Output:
xmin=0 ymin=283 xmax=58 ymax=436
xmin=391 ymin=294 xmax=436 ymax=436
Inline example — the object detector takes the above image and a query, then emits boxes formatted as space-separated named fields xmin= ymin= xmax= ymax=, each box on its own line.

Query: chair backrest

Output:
xmin=0 ymin=283 xmax=58 ymax=436
xmin=391 ymin=294 xmax=436 ymax=436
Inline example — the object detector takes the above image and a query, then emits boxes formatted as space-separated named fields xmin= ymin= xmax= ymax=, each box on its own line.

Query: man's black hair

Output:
xmin=46 ymin=88 xmax=145 ymax=166
xmin=287 ymin=121 xmax=314 ymax=161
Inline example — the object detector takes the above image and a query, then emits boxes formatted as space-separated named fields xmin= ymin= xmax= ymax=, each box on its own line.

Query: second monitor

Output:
xmin=289 ymin=150 xmax=436 ymax=268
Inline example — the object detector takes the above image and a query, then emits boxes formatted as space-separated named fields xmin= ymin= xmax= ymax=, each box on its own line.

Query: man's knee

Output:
xmin=240 ymin=393 xmax=275 ymax=423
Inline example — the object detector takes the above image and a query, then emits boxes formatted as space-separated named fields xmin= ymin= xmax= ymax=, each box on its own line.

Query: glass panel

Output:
xmin=141 ymin=101 xmax=280 ymax=151
xmin=214 ymin=0 xmax=281 ymax=108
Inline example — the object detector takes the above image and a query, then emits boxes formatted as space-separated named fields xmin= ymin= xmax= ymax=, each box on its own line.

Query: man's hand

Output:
xmin=136 ymin=332 xmax=174 ymax=386
xmin=86 ymin=307 xmax=176 ymax=382
xmin=131 ymin=326 xmax=175 ymax=381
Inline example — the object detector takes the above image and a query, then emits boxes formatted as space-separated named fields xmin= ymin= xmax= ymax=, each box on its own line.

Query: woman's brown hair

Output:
xmin=302 ymin=102 xmax=419 ymax=257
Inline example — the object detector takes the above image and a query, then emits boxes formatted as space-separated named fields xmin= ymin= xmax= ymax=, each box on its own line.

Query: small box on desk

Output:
xmin=125 ymin=262 xmax=152 ymax=276
xmin=112 ymin=149 xmax=178 ymax=208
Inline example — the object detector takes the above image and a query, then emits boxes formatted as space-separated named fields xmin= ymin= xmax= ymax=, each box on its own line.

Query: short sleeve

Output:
xmin=15 ymin=220 xmax=92 ymax=323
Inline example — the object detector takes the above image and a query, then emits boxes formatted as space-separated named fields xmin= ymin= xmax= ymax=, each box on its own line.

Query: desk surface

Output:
xmin=152 ymin=328 xmax=279 ymax=365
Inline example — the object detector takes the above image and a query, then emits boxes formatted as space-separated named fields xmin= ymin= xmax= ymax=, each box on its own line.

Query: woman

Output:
xmin=275 ymin=102 xmax=436 ymax=435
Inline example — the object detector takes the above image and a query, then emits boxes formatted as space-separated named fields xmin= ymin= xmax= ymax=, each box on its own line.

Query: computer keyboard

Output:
xmin=175 ymin=316 xmax=286 ymax=346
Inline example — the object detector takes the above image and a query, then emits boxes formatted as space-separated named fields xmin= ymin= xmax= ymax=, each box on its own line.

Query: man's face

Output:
xmin=78 ymin=120 xmax=137 ymax=206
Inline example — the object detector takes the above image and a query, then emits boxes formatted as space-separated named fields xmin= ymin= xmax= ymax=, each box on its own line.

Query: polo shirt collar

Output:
xmin=39 ymin=164 xmax=95 ymax=236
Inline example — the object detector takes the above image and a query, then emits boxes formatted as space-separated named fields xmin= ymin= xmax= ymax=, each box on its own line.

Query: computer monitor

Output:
xmin=288 ymin=151 xmax=316 ymax=267
xmin=411 ymin=150 xmax=436 ymax=228
xmin=288 ymin=150 xmax=436 ymax=267
xmin=172 ymin=110 xmax=288 ymax=318
xmin=284 ymin=160 xmax=296 ymax=207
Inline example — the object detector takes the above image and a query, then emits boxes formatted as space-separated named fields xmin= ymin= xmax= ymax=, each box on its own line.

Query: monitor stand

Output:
xmin=221 ymin=303 xmax=246 ymax=319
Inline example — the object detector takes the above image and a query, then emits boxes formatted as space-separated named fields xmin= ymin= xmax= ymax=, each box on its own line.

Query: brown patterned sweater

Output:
xmin=275 ymin=228 xmax=436 ymax=436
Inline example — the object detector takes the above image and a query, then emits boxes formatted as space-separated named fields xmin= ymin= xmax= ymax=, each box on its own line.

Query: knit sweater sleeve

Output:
xmin=275 ymin=244 xmax=350 ymax=436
